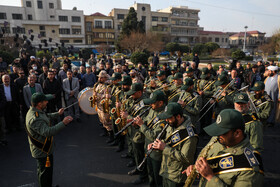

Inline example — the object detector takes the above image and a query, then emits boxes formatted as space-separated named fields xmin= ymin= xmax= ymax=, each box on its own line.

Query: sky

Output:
xmin=1 ymin=0 xmax=280 ymax=36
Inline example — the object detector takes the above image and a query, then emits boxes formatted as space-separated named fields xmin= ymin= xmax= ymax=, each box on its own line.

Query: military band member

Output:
xmin=94 ymin=70 xmax=113 ymax=143
xmin=233 ymin=93 xmax=264 ymax=153
xmin=122 ymin=83 xmax=149 ymax=184
xmin=250 ymin=81 xmax=273 ymax=126
xmin=167 ymin=67 xmax=178 ymax=83
xmin=212 ymin=74 xmax=236 ymax=117
xmin=129 ymin=69 xmax=144 ymax=84
xmin=26 ymin=93 xmax=73 ymax=187
xmin=152 ymin=102 xmax=198 ymax=187
xmin=175 ymin=78 xmax=202 ymax=127
xmin=198 ymin=68 xmax=216 ymax=134
xmin=184 ymin=109 xmax=264 ymax=187
xmin=167 ymin=72 xmax=183 ymax=101
xmin=134 ymin=90 xmax=167 ymax=187
xmin=144 ymin=67 xmax=157 ymax=85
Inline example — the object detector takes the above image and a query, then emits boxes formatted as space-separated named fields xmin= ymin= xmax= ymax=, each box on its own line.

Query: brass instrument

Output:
xmin=115 ymin=96 xmax=130 ymax=135
xmin=89 ymin=82 xmax=98 ymax=108
xmin=184 ymin=138 xmax=218 ymax=187
xmin=111 ymin=90 xmax=121 ymax=119
xmin=153 ymin=82 xmax=172 ymax=91
xmin=100 ymin=84 xmax=111 ymax=113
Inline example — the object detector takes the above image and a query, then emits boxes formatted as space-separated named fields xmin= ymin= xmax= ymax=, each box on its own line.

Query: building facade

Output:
xmin=0 ymin=0 xmax=85 ymax=47
xmin=198 ymin=30 xmax=231 ymax=48
xmin=84 ymin=12 xmax=115 ymax=47
xmin=109 ymin=3 xmax=201 ymax=45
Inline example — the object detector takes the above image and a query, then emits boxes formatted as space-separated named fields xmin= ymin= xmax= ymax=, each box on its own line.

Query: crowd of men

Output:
xmin=0 ymin=52 xmax=278 ymax=187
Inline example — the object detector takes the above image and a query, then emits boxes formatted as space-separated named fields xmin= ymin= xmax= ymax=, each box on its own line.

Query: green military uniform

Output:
xmin=250 ymin=81 xmax=273 ymax=125
xmin=166 ymin=73 xmax=183 ymax=101
xmin=213 ymin=74 xmax=237 ymax=117
xmin=25 ymin=93 xmax=66 ymax=187
xmin=125 ymin=83 xmax=149 ymax=182
xmin=139 ymin=90 xmax=167 ymax=186
xmin=158 ymin=103 xmax=198 ymax=186
xmin=201 ymin=109 xmax=264 ymax=187
xmin=198 ymin=68 xmax=216 ymax=132
xmin=234 ymin=93 xmax=264 ymax=153
xmin=167 ymin=67 xmax=177 ymax=83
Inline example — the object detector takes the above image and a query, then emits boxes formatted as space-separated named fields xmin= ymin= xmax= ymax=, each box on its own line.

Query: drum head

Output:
xmin=78 ymin=88 xmax=97 ymax=115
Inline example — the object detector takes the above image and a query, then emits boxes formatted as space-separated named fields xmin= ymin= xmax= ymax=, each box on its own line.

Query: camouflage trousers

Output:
xmin=97 ymin=108 xmax=112 ymax=131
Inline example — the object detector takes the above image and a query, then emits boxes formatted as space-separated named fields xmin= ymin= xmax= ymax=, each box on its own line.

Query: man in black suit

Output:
xmin=2 ymin=74 xmax=20 ymax=132
xmin=0 ymin=85 xmax=7 ymax=145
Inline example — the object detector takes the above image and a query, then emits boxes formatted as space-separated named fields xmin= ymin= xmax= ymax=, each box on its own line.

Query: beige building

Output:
xmin=198 ymin=30 xmax=231 ymax=48
xmin=0 ymin=0 xmax=85 ymax=47
xmin=85 ymin=12 xmax=115 ymax=47
xmin=109 ymin=3 xmax=201 ymax=45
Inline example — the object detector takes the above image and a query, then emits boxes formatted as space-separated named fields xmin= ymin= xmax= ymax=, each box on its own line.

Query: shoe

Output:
xmin=128 ymin=168 xmax=140 ymax=175
xmin=99 ymin=127 xmax=108 ymax=137
xmin=116 ymin=146 xmax=124 ymax=152
xmin=0 ymin=140 xmax=7 ymax=146
xmin=106 ymin=131 xmax=114 ymax=143
xmin=132 ymin=177 xmax=147 ymax=185
xmin=109 ymin=141 xmax=118 ymax=146
xmin=76 ymin=118 xmax=81 ymax=123
xmin=126 ymin=160 xmax=136 ymax=167
xmin=121 ymin=153 xmax=131 ymax=159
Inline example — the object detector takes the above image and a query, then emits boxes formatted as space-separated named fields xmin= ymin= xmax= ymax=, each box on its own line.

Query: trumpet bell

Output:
xmin=111 ymin=107 xmax=116 ymax=114
xmin=115 ymin=118 xmax=121 ymax=125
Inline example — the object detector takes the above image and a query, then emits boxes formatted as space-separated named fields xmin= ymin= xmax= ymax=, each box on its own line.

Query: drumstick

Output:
xmin=64 ymin=101 xmax=79 ymax=110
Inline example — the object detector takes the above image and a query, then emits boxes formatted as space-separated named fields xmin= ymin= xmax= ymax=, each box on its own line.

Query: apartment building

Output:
xmin=0 ymin=0 xmax=85 ymax=47
xmin=198 ymin=30 xmax=231 ymax=48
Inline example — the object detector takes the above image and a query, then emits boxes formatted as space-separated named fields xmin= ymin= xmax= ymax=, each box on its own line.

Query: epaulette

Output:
xmin=186 ymin=125 xmax=195 ymax=137
xmin=244 ymin=147 xmax=260 ymax=167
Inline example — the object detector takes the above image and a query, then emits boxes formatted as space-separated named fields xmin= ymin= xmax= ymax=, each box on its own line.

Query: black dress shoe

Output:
xmin=132 ymin=177 xmax=147 ymax=185
xmin=115 ymin=146 xmax=124 ymax=152
xmin=126 ymin=160 xmax=136 ymax=167
xmin=128 ymin=168 xmax=140 ymax=175
xmin=121 ymin=153 xmax=130 ymax=159
xmin=109 ymin=141 xmax=118 ymax=146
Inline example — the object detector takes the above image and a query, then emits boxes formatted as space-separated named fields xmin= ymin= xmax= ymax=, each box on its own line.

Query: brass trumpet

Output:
xmin=89 ymin=82 xmax=99 ymax=108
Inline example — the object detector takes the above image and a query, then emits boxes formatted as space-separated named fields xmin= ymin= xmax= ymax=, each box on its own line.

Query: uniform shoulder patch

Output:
xmin=186 ymin=125 xmax=195 ymax=137
xmin=244 ymin=147 xmax=260 ymax=167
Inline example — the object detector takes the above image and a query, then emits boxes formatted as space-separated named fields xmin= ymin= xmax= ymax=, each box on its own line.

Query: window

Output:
xmin=215 ymin=38 xmax=220 ymax=42
xmin=94 ymin=33 xmax=104 ymax=38
xmin=49 ymin=3 xmax=54 ymax=9
xmin=222 ymin=38 xmax=224 ymax=43
xmin=105 ymin=21 xmax=112 ymax=29
xmin=28 ymin=14 xmax=33 ymax=20
xmin=152 ymin=16 xmax=158 ymax=21
xmin=86 ymin=35 xmax=92 ymax=44
xmin=95 ymin=21 xmax=102 ymax=28
xmin=59 ymin=16 xmax=68 ymax=22
xmin=2 ymin=27 xmax=10 ymax=33
xmin=117 ymin=14 xmax=124 ymax=19
xmin=105 ymin=33 xmax=114 ymax=39
xmin=12 ymin=14 xmax=23 ymax=20
xmin=86 ymin=22 xmax=92 ymax=32
xmin=118 ymin=25 xmax=122 ymax=30
xmin=74 ymin=40 xmax=82 ymax=43
xmin=37 ymin=1 xmax=43 ymax=9
xmin=59 ymin=28 xmax=70 ymax=34
xmin=26 ymin=1 xmax=32 ymax=7
xmin=0 ymin=13 xmax=7 ymax=19
xmin=12 ymin=27 xmax=25 ymax=34
xmin=50 ymin=15 xmax=55 ymax=19
xmin=225 ymin=38 xmax=228 ymax=43
xmin=72 ymin=28 xmax=81 ymax=35
xmin=40 ymin=31 xmax=46 ymax=37
xmin=39 ymin=26 xmax=45 ymax=30
xmin=162 ymin=17 xmax=168 ymax=22
xmin=60 ymin=40 xmax=69 ymax=43
xmin=72 ymin=16 xmax=81 ymax=22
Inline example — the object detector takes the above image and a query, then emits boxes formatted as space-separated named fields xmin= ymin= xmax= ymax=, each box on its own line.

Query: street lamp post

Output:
xmin=243 ymin=26 xmax=248 ymax=52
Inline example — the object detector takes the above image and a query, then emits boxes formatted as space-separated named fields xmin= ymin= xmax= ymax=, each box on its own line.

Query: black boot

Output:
xmin=99 ymin=127 xmax=108 ymax=137
xmin=106 ymin=131 xmax=114 ymax=143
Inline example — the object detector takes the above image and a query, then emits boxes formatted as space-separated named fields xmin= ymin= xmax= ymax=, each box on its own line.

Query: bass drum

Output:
xmin=78 ymin=87 xmax=97 ymax=115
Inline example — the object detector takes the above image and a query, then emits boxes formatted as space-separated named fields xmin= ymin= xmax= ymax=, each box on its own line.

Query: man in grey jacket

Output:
xmin=23 ymin=76 xmax=43 ymax=108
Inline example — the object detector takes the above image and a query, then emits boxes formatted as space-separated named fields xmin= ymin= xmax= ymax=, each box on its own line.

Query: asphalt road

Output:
xmin=0 ymin=112 xmax=280 ymax=187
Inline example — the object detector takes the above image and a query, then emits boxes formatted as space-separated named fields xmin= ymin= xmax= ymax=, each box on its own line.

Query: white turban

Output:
xmin=267 ymin=66 xmax=278 ymax=71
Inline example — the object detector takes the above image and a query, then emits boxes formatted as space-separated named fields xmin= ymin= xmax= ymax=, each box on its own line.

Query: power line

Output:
xmin=182 ymin=0 xmax=280 ymax=18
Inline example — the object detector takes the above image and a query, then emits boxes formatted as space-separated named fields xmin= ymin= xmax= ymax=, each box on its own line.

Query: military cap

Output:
xmin=119 ymin=75 xmax=132 ymax=85
xmin=126 ymin=83 xmax=143 ymax=96
xmin=158 ymin=102 xmax=182 ymax=120
xmin=157 ymin=70 xmax=166 ymax=77
xmin=172 ymin=73 xmax=183 ymax=80
xmin=250 ymin=81 xmax=265 ymax=91
xmin=200 ymin=67 xmax=209 ymax=79
xmin=215 ymin=74 xmax=228 ymax=86
xmin=31 ymin=93 xmax=54 ymax=104
xmin=181 ymin=78 xmax=194 ymax=90
xmin=148 ymin=67 xmax=157 ymax=72
xmin=109 ymin=72 xmax=122 ymax=80
xmin=185 ymin=67 xmax=193 ymax=73
xmin=143 ymin=90 xmax=166 ymax=105
xmin=97 ymin=70 xmax=109 ymax=78
xmin=129 ymin=69 xmax=137 ymax=74
xmin=204 ymin=109 xmax=244 ymax=136
xmin=234 ymin=93 xmax=249 ymax=104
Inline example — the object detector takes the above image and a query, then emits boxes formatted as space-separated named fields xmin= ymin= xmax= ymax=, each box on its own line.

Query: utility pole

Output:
xmin=243 ymin=26 xmax=248 ymax=52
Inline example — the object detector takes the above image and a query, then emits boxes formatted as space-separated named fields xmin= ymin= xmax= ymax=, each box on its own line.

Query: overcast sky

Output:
xmin=1 ymin=0 xmax=280 ymax=36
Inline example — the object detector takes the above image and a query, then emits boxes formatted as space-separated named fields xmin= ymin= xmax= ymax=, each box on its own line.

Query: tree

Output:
xmin=96 ymin=43 xmax=110 ymax=54
xmin=231 ymin=49 xmax=245 ymax=60
xmin=205 ymin=42 xmax=220 ymax=53
xmin=36 ymin=50 xmax=52 ymax=61
xmin=192 ymin=43 xmax=208 ymax=56
xmin=179 ymin=44 xmax=190 ymax=53
xmin=80 ymin=48 xmax=93 ymax=60
xmin=0 ymin=50 xmax=14 ymax=64
xmin=166 ymin=42 xmax=180 ymax=55
xmin=130 ymin=51 xmax=149 ymax=65
xmin=211 ymin=48 xmax=231 ymax=58
xmin=119 ymin=32 xmax=164 ymax=53
xmin=121 ymin=7 xmax=145 ymax=37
